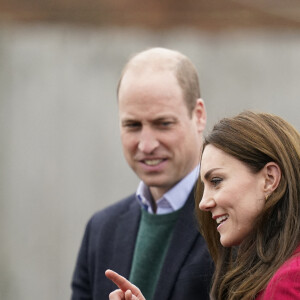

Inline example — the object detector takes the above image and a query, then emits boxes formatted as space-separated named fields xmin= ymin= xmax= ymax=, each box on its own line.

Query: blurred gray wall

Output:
xmin=0 ymin=25 xmax=299 ymax=300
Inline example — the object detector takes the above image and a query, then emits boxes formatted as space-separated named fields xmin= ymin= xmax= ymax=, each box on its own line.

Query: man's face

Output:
xmin=118 ymin=70 xmax=205 ymax=200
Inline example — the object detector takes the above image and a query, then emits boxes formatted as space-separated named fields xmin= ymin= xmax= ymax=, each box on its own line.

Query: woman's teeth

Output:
xmin=216 ymin=215 xmax=229 ymax=224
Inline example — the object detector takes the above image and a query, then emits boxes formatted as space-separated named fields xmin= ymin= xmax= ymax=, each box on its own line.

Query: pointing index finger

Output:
xmin=105 ymin=269 xmax=141 ymax=295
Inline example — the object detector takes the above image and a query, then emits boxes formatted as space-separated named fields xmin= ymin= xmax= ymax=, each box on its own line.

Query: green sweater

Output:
xmin=129 ymin=208 xmax=181 ymax=300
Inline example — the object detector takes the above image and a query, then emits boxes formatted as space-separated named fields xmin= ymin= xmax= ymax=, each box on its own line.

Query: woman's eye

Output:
xmin=211 ymin=177 xmax=222 ymax=187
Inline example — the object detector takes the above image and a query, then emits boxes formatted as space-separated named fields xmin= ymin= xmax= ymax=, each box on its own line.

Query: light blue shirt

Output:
xmin=136 ymin=165 xmax=200 ymax=215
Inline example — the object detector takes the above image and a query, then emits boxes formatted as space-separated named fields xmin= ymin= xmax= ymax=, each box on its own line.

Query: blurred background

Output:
xmin=1 ymin=1 xmax=300 ymax=299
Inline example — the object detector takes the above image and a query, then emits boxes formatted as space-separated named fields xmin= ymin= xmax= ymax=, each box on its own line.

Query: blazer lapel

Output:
xmin=110 ymin=196 xmax=142 ymax=278
xmin=153 ymin=191 xmax=198 ymax=299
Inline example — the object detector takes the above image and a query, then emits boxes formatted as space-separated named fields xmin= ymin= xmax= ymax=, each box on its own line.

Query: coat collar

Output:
xmin=110 ymin=196 xmax=141 ymax=278
xmin=153 ymin=189 xmax=199 ymax=299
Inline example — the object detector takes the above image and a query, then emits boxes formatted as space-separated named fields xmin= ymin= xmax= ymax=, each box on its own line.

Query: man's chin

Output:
xmin=142 ymin=178 xmax=172 ymax=190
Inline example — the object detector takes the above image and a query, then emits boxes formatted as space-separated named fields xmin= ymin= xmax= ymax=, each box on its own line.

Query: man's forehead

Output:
xmin=119 ymin=68 xmax=180 ymax=100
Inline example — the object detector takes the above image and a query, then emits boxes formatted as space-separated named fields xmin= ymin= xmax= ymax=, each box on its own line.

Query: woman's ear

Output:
xmin=263 ymin=162 xmax=281 ymax=196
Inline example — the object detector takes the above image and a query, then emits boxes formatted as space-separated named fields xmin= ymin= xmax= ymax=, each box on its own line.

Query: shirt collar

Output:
xmin=136 ymin=165 xmax=200 ymax=214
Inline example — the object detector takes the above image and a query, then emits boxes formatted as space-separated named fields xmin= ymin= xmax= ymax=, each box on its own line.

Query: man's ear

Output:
xmin=263 ymin=162 xmax=281 ymax=196
xmin=193 ymin=98 xmax=207 ymax=132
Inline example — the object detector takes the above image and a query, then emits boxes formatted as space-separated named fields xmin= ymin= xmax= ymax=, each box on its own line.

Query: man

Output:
xmin=71 ymin=47 xmax=214 ymax=300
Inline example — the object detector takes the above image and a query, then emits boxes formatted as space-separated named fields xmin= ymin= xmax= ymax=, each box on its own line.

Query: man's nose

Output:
xmin=199 ymin=190 xmax=216 ymax=211
xmin=138 ymin=128 xmax=159 ymax=154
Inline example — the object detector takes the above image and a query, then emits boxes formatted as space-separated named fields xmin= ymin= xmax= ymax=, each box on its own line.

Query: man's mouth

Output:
xmin=143 ymin=159 xmax=164 ymax=166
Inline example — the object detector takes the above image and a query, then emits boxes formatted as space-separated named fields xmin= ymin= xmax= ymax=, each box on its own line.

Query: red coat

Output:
xmin=256 ymin=245 xmax=300 ymax=299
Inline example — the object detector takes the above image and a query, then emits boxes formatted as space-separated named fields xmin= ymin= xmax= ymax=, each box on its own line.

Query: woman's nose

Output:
xmin=199 ymin=190 xmax=216 ymax=211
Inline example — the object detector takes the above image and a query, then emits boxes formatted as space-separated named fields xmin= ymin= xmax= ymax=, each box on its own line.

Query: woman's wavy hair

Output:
xmin=195 ymin=111 xmax=300 ymax=300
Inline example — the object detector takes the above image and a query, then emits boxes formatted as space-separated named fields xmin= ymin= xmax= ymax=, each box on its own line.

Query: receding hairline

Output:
xmin=126 ymin=47 xmax=185 ymax=71
xmin=117 ymin=47 xmax=190 ymax=95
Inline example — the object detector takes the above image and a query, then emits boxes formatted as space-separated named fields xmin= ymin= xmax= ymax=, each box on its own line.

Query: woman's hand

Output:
xmin=105 ymin=269 xmax=146 ymax=300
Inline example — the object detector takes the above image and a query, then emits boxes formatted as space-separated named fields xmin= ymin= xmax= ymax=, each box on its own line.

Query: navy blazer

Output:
xmin=71 ymin=189 xmax=214 ymax=300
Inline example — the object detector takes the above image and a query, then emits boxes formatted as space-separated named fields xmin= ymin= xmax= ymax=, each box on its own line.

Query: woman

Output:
xmin=106 ymin=111 xmax=300 ymax=300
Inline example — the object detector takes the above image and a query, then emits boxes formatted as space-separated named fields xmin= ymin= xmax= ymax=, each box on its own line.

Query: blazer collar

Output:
xmin=110 ymin=196 xmax=141 ymax=278
xmin=153 ymin=189 xmax=199 ymax=299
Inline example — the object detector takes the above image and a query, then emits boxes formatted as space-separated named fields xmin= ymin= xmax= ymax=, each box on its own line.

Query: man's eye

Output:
xmin=211 ymin=177 xmax=222 ymax=187
xmin=124 ymin=122 xmax=141 ymax=129
xmin=159 ymin=121 xmax=173 ymax=127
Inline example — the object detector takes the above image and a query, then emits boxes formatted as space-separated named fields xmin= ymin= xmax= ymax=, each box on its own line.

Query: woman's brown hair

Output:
xmin=196 ymin=111 xmax=300 ymax=300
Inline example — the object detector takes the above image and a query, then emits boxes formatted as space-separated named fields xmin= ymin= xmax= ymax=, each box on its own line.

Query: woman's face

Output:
xmin=199 ymin=145 xmax=266 ymax=247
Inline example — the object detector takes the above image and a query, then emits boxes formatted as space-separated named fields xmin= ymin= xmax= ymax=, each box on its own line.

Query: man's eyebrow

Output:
xmin=154 ymin=115 xmax=176 ymax=119
xmin=121 ymin=118 xmax=139 ymax=123
xmin=153 ymin=116 xmax=177 ymax=122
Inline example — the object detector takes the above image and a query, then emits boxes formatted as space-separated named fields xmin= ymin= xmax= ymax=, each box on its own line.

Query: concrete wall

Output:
xmin=0 ymin=24 xmax=299 ymax=300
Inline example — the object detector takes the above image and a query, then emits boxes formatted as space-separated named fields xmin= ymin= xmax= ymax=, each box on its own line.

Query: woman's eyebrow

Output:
xmin=203 ymin=168 xmax=222 ymax=180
